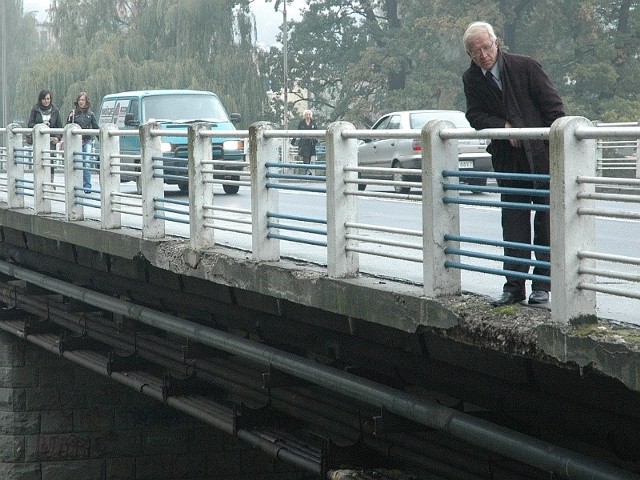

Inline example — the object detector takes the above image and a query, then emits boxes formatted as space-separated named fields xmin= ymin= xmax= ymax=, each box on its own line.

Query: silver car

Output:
xmin=357 ymin=110 xmax=492 ymax=193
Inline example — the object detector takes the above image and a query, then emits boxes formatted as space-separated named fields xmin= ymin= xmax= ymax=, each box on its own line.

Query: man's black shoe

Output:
xmin=528 ymin=290 xmax=549 ymax=305
xmin=491 ymin=292 xmax=526 ymax=306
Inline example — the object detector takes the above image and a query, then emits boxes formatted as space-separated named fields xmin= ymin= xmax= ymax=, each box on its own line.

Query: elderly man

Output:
xmin=461 ymin=21 xmax=565 ymax=306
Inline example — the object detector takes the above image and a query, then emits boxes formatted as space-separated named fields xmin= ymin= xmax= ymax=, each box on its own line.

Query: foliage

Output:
xmin=0 ymin=0 xmax=39 ymax=125
xmin=6 ymin=0 xmax=640 ymax=130
xmin=13 ymin=0 xmax=266 ymax=127
xmin=276 ymin=0 xmax=640 ymax=126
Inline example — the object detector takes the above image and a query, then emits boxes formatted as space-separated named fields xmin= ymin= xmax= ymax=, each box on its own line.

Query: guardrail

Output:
xmin=1 ymin=118 xmax=639 ymax=325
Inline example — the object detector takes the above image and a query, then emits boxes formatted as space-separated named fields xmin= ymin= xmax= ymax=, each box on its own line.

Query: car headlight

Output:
xmin=160 ymin=142 xmax=172 ymax=153
xmin=223 ymin=140 xmax=244 ymax=152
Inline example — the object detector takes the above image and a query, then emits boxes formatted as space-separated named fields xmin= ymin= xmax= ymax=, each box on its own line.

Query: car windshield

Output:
xmin=142 ymin=94 xmax=230 ymax=123
xmin=409 ymin=111 xmax=470 ymax=129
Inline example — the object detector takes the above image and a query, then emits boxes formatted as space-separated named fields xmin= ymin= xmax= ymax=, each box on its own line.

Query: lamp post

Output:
xmin=282 ymin=0 xmax=289 ymax=162
xmin=1 ymin=1 xmax=7 ymax=129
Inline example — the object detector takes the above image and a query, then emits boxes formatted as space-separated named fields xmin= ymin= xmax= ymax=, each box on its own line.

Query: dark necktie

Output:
xmin=486 ymin=71 xmax=501 ymax=92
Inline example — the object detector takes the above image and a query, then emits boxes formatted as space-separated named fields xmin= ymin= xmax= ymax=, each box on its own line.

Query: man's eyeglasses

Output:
xmin=468 ymin=40 xmax=496 ymax=59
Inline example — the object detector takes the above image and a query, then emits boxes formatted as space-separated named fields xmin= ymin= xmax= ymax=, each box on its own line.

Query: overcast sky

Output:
xmin=23 ymin=0 xmax=304 ymax=46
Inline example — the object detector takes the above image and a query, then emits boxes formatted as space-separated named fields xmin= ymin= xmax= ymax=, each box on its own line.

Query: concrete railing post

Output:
xmin=549 ymin=116 xmax=597 ymax=323
xmin=140 ymin=122 xmax=164 ymax=239
xmin=99 ymin=123 xmax=122 ymax=229
xmin=62 ymin=124 xmax=84 ymax=221
xmin=6 ymin=123 xmax=25 ymax=209
xmin=250 ymin=121 xmax=280 ymax=261
xmin=326 ymin=121 xmax=358 ymax=278
xmin=189 ymin=122 xmax=213 ymax=249
xmin=636 ymin=119 xmax=640 ymax=179
xmin=32 ymin=123 xmax=51 ymax=214
xmin=422 ymin=120 xmax=461 ymax=297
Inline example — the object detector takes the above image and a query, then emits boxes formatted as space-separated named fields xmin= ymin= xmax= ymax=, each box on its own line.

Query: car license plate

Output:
xmin=458 ymin=161 xmax=474 ymax=169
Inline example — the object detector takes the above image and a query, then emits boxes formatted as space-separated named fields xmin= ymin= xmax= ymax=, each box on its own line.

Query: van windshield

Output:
xmin=142 ymin=94 xmax=230 ymax=123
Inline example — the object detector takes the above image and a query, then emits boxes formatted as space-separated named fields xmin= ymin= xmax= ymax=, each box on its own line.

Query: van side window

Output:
xmin=129 ymin=100 xmax=139 ymax=122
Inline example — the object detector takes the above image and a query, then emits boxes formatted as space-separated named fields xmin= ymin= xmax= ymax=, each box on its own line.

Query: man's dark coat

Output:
xmin=462 ymin=49 xmax=565 ymax=177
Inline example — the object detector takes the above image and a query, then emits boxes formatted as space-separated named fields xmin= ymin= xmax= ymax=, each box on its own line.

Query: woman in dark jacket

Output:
xmin=27 ymin=89 xmax=63 ymax=183
xmin=67 ymin=92 xmax=99 ymax=192
xmin=295 ymin=109 xmax=318 ymax=174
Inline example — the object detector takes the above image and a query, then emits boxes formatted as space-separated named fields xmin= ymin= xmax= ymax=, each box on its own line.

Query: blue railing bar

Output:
xmin=267 ymin=232 xmax=328 ymax=247
xmin=444 ymin=183 xmax=549 ymax=197
xmin=154 ymin=197 xmax=189 ymax=206
xmin=155 ymin=206 xmax=189 ymax=216
xmin=267 ymin=222 xmax=327 ymax=236
xmin=152 ymin=156 xmax=186 ymax=163
xmin=444 ymin=261 xmax=550 ymax=283
xmin=265 ymin=183 xmax=327 ymax=194
xmin=15 ymin=179 xmax=33 ymax=185
xmin=444 ymin=197 xmax=550 ymax=212
xmin=267 ymin=211 xmax=327 ymax=225
xmin=444 ymin=247 xmax=551 ymax=269
xmin=15 ymin=159 xmax=34 ymax=165
xmin=153 ymin=214 xmax=190 ymax=224
xmin=154 ymin=166 xmax=188 ymax=173
xmin=15 ymin=191 xmax=34 ymax=197
xmin=443 ymin=170 xmax=549 ymax=182
xmin=445 ymin=234 xmax=551 ymax=254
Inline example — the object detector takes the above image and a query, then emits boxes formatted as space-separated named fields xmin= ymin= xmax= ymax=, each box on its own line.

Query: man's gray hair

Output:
xmin=463 ymin=22 xmax=497 ymax=52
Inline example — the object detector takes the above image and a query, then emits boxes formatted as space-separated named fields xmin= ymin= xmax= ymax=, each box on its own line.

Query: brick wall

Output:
xmin=0 ymin=332 xmax=314 ymax=480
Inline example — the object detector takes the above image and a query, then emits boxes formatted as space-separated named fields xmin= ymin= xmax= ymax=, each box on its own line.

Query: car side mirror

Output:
xmin=230 ymin=113 xmax=241 ymax=124
xmin=124 ymin=113 xmax=140 ymax=127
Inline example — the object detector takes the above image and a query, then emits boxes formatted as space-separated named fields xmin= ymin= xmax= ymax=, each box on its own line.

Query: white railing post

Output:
xmin=63 ymin=124 xmax=83 ymax=221
xmin=6 ymin=124 xmax=25 ymax=209
xmin=100 ymin=123 xmax=122 ymax=229
xmin=636 ymin=119 xmax=640 ymax=179
xmin=32 ymin=124 xmax=51 ymax=214
xmin=326 ymin=121 xmax=358 ymax=278
xmin=422 ymin=120 xmax=461 ymax=297
xmin=189 ymin=122 xmax=213 ymax=249
xmin=140 ymin=122 xmax=164 ymax=239
xmin=549 ymin=116 xmax=597 ymax=323
xmin=250 ymin=121 xmax=280 ymax=261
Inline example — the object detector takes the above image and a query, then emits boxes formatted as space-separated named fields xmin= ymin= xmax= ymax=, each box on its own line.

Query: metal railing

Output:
xmin=1 ymin=118 xmax=639 ymax=325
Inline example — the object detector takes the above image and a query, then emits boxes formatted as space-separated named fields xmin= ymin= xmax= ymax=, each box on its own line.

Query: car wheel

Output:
xmin=392 ymin=163 xmax=410 ymax=194
xmin=223 ymin=179 xmax=240 ymax=195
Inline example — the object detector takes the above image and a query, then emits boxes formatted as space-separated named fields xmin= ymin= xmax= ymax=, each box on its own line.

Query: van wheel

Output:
xmin=223 ymin=183 xmax=240 ymax=194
